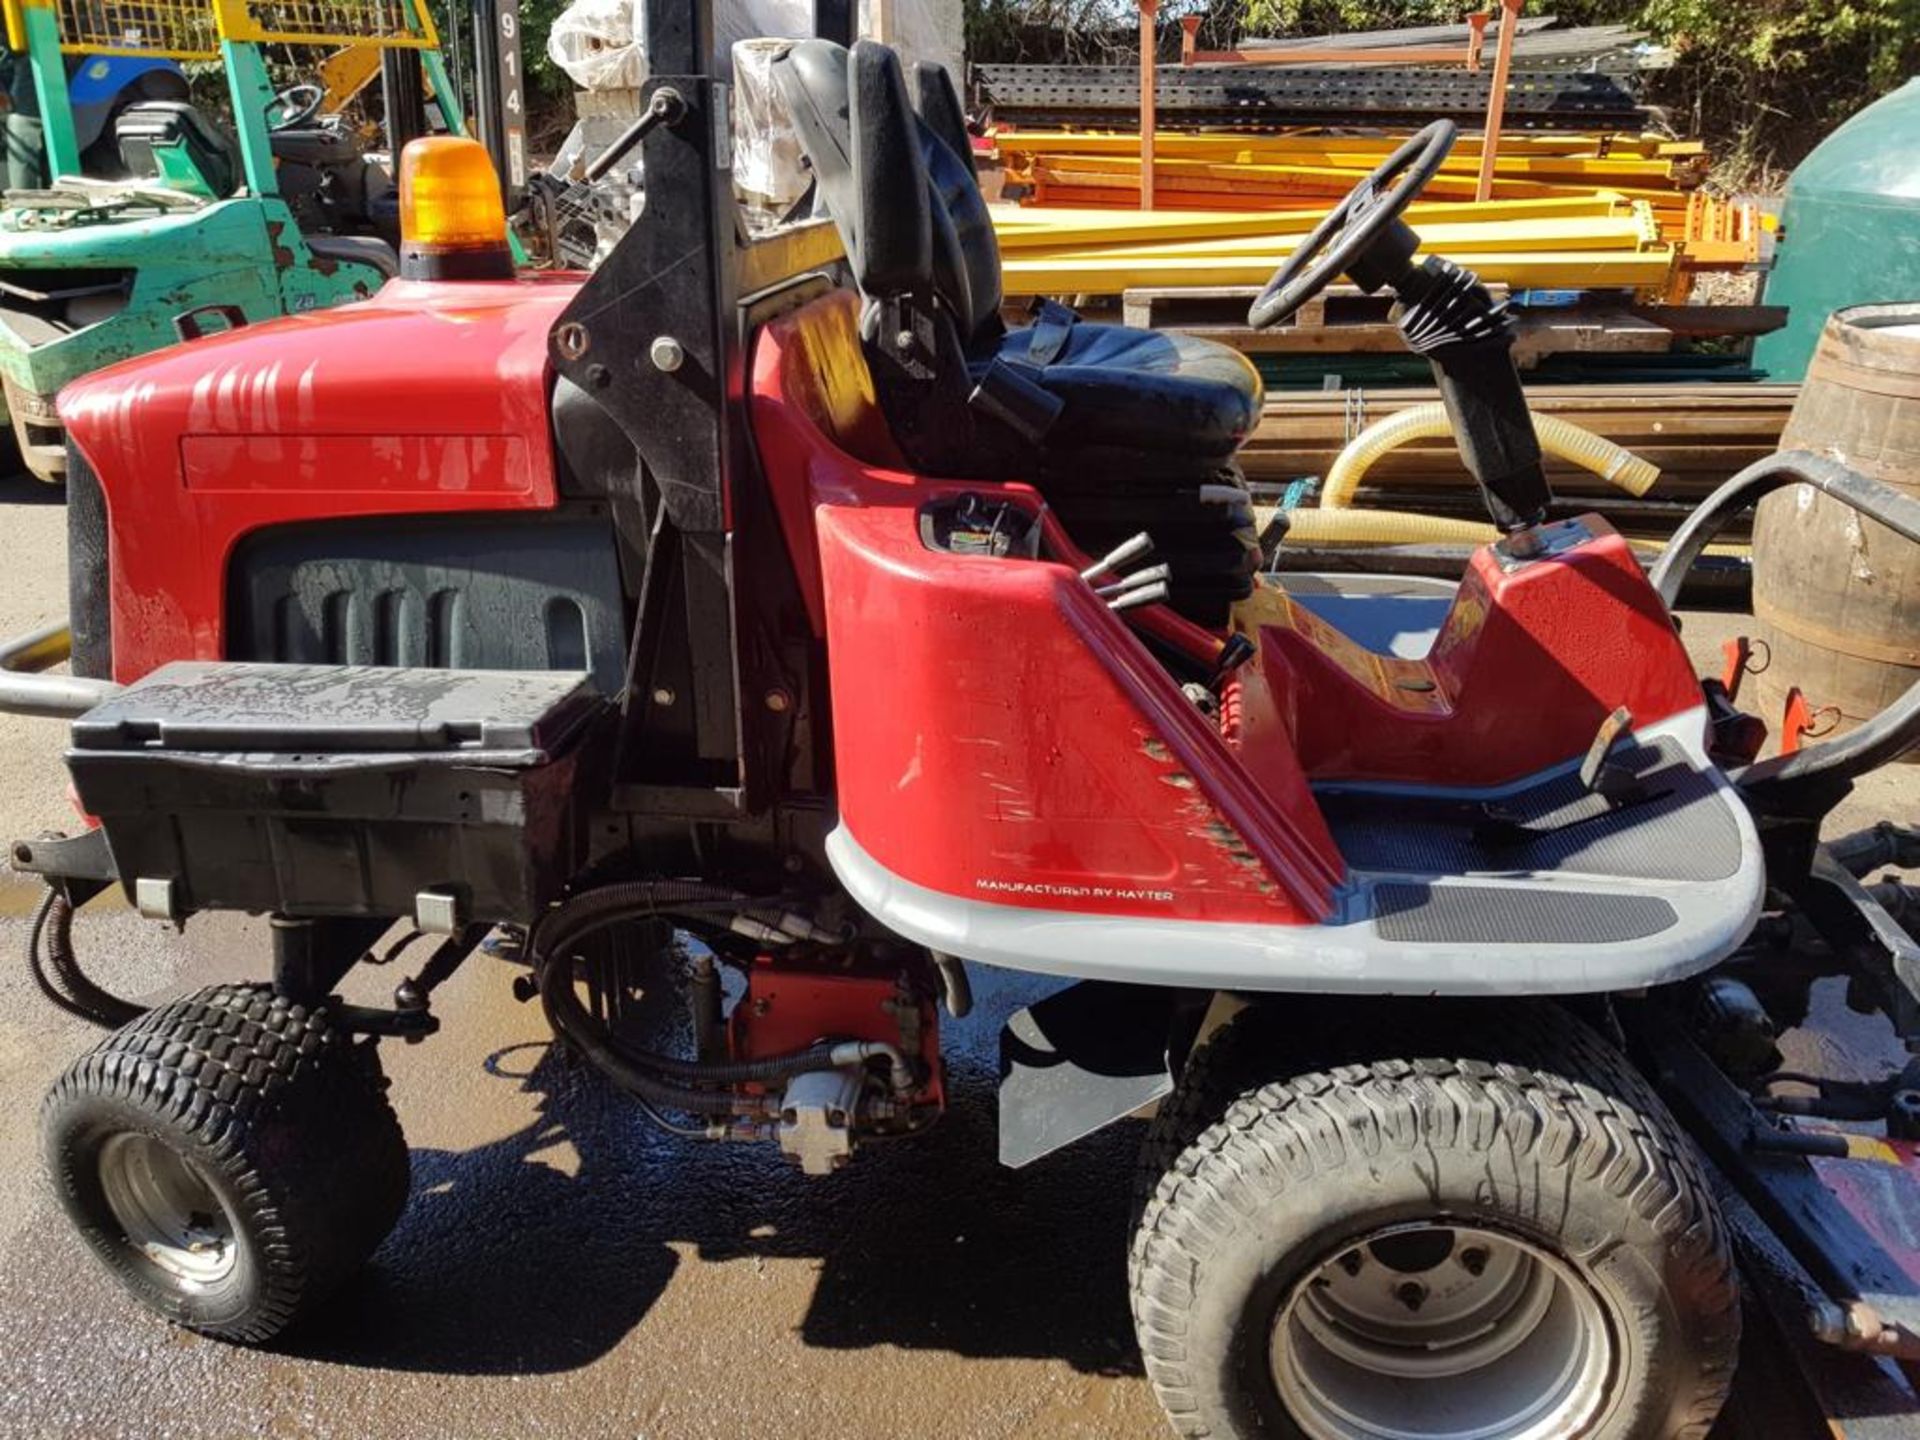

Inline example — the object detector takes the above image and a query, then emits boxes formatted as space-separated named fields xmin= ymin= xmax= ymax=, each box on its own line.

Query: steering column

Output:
xmin=1248 ymin=120 xmax=1554 ymax=534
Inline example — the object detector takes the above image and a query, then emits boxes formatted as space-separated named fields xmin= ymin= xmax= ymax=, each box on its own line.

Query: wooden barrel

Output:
xmin=1751 ymin=304 xmax=1920 ymax=749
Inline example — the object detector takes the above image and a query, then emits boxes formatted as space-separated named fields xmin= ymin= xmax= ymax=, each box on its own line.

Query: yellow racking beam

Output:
xmin=1024 ymin=214 xmax=1658 ymax=263
xmin=1023 ymin=167 xmax=1691 ymax=212
xmin=988 ymin=194 xmax=1633 ymax=248
xmin=993 ymin=131 xmax=1706 ymax=161
xmin=1003 ymin=152 xmax=1689 ymax=185
xmin=998 ymin=247 xmax=1678 ymax=295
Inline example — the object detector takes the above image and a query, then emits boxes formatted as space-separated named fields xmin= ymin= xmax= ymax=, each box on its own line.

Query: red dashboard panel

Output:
xmin=1243 ymin=523 xmax=1705 ymax=786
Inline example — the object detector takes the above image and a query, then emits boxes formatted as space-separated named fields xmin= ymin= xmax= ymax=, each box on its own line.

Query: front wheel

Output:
xmin=1131 ymin=1011 xmax=1739 ymax=1439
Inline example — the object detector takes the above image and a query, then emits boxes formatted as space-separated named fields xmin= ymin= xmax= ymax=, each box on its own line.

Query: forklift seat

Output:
xmin=774 ymin=40 xmax=1261 ymax=486
xmin=113 ymin=101 xmax=236 ymax=198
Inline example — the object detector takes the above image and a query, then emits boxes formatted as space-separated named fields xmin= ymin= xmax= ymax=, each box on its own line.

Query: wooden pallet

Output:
xmin=1115 ymin=283 xmax=1675 ymax=364
xmin=1240 ymin=382 xmax=1797 ymax=508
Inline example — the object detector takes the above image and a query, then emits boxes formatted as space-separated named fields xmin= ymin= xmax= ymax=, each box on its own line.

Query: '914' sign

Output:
xmin=496 ymin=0 xmax=527 ymax=191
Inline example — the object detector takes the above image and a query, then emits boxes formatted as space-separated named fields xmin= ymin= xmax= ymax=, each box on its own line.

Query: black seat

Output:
xmin=113 ymin=101 xmax=236 ymax=198
xmin=266 ymin=126 xmax=359 ymax=167
xmin=774 ymin=40 xmax=1261 ymax=620
xmin=984 ymin=322 xmax=1261 ymax=462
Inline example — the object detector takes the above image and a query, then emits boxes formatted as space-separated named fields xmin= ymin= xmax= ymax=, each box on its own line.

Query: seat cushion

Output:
xmin=984 ymin=322 xmax=1264 ymax=465
xmin=963 ymin=318 xmax=1265 ymax=624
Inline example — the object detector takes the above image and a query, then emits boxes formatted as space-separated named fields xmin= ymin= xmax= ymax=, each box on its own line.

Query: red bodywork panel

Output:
xmin=752 ymin=293 xmax=1346 ymax=927
xmin=751 ymin=292 xmax=1710 ymax=925
xmin=1238 ymin=526 xmax=1705 ymax=786
xmin=64 ymin=270 xmax=1709 ymax=933
xmin=60 ymin=276 xmax=580 ymax=683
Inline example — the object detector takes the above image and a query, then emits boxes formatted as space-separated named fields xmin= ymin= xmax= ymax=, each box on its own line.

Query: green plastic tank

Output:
xmin=1754 ymin=77 xmax=1920 ymax=381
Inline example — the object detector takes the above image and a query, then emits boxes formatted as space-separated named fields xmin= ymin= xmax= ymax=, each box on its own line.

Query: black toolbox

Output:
xmin=66 ymin=662 xmax=606 ymax=925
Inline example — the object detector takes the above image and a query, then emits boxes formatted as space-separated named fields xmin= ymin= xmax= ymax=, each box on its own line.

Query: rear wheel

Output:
xmin=1130 ymin=1002 xmax=1739 ymax=1439
xmin=42 ymin=983 xmax=410 ymax=1343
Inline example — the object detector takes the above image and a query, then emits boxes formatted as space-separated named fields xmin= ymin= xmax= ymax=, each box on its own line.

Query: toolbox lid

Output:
xmin=71 ymin=662 xmax=602 ymax=754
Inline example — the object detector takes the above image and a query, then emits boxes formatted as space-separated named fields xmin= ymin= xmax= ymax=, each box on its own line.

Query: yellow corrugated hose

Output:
xmin=1320 ymin=402 xmax=1659 ymax=511
xmin=1273 ymin=406 xmax=1747 ymax=559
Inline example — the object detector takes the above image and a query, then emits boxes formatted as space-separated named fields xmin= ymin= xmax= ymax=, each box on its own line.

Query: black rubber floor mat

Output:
xmin=1321 ymin=738 xmax=1741 ymax=884
xmin=1372 ymin=883 xmax=1679 ymax=944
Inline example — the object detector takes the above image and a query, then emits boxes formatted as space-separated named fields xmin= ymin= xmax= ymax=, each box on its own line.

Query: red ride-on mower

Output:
xmin=10 ymin=2 xmax=1920 ymax=1430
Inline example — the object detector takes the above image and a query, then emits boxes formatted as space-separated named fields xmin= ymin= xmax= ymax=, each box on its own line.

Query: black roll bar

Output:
xmin=1650 ymin=450 xmax=1920 ymax=798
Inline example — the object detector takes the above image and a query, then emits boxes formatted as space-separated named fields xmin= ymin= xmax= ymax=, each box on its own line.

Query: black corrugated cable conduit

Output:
xmin=27 ymin=886 xmax=147 ymax=1029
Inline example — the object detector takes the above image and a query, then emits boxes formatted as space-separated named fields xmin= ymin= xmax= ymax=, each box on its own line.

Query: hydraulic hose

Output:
xmin=26 ymin=886 xmax=146 ymax=1029
xmin=539 ymin=972 xmax=758 ymax=1116
xmin=532 ymin=881 xmax=918 ymax=1112
xmin=531 ymin=879 xmax=751 ymax=938
xmin=1318 ymin=402 xmax=1659 ymax=512
xmin=616 ymin=1034 xmax=913 ymax=1093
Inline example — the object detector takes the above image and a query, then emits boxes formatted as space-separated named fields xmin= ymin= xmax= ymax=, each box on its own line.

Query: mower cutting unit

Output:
xmin=8 ymin=0 xmax=1920 ymax=1429
xmin=0 ymin=0 xmax=467 ymax=482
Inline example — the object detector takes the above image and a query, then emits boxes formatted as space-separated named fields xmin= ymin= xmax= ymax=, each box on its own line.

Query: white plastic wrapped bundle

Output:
xmin=533 ymin=0 xmax=963 ymax=257
xmin=858 ymin=0 xmax=958 ymax=93
xmin=716 ymin=0 xmax=811 ymax=73
xmin=547 ymin=0 xmax=650 ymax=92
xmin=731 ymin=37 xmax=810 ymax=228
xmin=548 ymin=0 xmax=952 ymax=95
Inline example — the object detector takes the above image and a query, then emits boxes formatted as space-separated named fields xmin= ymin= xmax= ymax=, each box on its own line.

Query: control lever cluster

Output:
xmin=1081 ymin=532 xmax=1168 ymax=612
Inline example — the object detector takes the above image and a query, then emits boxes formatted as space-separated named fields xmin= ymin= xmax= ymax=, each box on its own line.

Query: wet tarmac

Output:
xmin=0 ymin=473 xmax=1914 ymax=1440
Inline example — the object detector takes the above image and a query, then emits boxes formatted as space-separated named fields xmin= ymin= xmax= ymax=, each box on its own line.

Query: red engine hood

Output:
xmin=62 ymin=275 xmax=581 ymax=459
xmin=60 ymin=275 xmax=585 ymax=682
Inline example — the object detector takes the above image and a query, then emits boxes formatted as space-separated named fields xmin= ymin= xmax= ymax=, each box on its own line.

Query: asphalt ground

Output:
xmin=0 ymin=469 xmax=1912 ymax=1439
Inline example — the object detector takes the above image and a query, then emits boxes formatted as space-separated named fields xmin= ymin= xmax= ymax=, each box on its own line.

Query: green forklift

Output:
xmin=0 ymin=0 xmax=473 ymax=482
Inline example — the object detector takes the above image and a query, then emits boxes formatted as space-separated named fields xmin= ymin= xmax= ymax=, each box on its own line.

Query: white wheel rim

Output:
xmin=1271 ymin=1222 xmax=1614 ymax=1440
xmin=98 ymin=1133 xmax=239 ymax=1288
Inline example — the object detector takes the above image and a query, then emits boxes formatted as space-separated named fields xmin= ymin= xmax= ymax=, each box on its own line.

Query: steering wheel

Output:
xmin=265 ymin=84 xmax=326 ymax=132
xmin=1248 ymin=120 xmax=1458 ymax=330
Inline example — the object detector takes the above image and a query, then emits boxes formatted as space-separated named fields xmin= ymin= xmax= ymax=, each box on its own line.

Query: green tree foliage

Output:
xmin=1629 ymin=0 xmax=1916 ymax=169
xmin=513 ymin=0 xmax=581 ymax=113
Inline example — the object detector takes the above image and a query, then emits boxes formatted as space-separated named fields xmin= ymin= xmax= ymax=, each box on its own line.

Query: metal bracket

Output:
xmin=413 ymin=886 xmax=466 ymax=936
xmin=1626 ymin=1003 xmax=1920 ymax=1357
xmin=134 ymin=876 xmax=180 ymax=922
xmin=332 ymin=1002 xmax=439 ymax=1039
xmin=9 ymin=827 xmax=117 ymax=885
xmin=1804 ymin=845 xmax=1920 ymax=1042
xmin=996 ymin=981 xmax=1178 ymax=1168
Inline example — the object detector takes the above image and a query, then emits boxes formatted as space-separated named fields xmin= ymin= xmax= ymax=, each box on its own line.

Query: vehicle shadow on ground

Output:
xmin=0 ymin=472 xmax=61 ymax=505
xmin=295 ymin=974 xmax=1144 ymax=1379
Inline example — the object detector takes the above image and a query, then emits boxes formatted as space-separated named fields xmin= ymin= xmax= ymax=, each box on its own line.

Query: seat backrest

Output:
xmin=912 ymin=61 xmax=1001 ymax=347
xmin=776 ymin=39 xmax=933 ymax=303
xmin=774 ymin=39 xmax=981 ymax=475
xmin=775 ymin=40 xmax=1001 ymax=353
